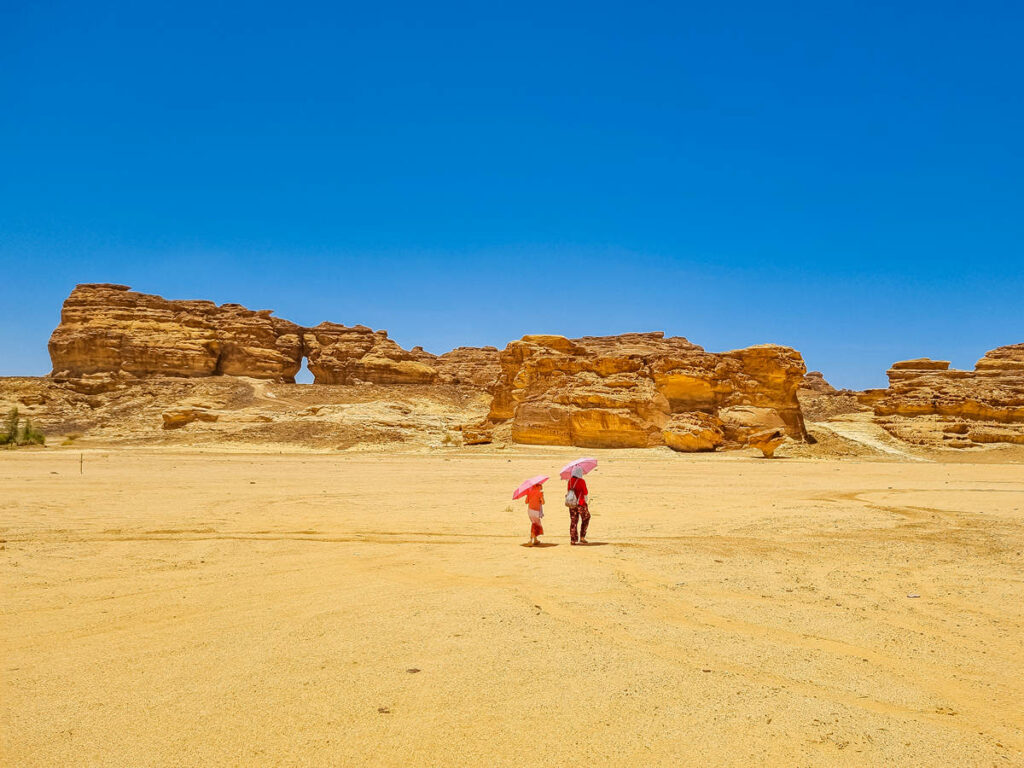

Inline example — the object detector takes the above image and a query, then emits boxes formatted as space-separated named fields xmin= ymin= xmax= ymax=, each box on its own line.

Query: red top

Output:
xmin=525 ymin=486 xmax=545 ymax=511
xmin=568 ymin=476 xmax=588 ymax=500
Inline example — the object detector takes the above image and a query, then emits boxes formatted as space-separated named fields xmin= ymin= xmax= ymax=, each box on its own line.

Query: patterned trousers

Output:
xmin=569 ymin=503 xmax=590 ymax=543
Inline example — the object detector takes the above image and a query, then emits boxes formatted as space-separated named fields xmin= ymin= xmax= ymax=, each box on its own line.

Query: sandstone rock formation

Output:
xmin=801 ymin=371 xmax=836 ymax=394
xmin=870 ymin=344 xmax=1024 ymax=447
xmin=662 ymin=412 xmax=724 ymax=452
xmin=432 ymin=347 xmax=502 ymax=388
xmin=302 ymin=323 xmax=439 ymax=385
xmin=746 ymin=428 xmax=787 ymax=458
xmin=50 ymin=284 xmax=304 ymax=381
xmin=162 ymin=407 xmax=219 ymax=429
xmin=717 ymin=405 xmax=788 ymax=442
xmin=49 ymin=285 xmax=500 ymax=389
xmin=481 ymin=332 xmax=808 ymax=450
xmin=797 ymin=370 xmax=868 ymax=422
xmin=45 ymin=285 xmax=818 ymax=452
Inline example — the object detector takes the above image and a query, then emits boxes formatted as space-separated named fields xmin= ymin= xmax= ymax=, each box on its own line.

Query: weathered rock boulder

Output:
xmin=486 ymin=332 xmax=808 ymax=449
xmin=49 ymin=284 xmax=304 ymax=381
xmin=162 ymin=407 xmax=219 ymax=429
xmin=747 ymin=428 xmax=787 ymax=458
xmin=872 ymin=344 xmax=1024 ymax=447
xmin=717 ymin=405 xmax=787 ymax=443
xmin=663 ymin=412 xmax=725 ymax=452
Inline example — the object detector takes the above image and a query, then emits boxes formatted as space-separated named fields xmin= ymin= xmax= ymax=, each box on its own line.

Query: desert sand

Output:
xmin=2 ymin=447 xmax=1023 ymax=767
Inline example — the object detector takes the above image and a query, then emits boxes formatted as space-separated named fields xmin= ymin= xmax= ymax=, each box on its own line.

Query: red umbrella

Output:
xmin=559 ymin=457 xmax=598 ymax=480
xmin=512 ymin=474 xmax=549 ymax=500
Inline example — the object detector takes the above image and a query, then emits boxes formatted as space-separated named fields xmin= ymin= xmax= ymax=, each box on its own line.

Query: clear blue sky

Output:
xmin=2 ymin=1 xmax=1021 ymax=388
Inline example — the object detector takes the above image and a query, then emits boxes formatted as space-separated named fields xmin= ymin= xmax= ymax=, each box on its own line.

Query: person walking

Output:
xmin=524 ymin=482 xmax=545 ymax=546
xmin=567 ymin=466 xmax=590 ymax=545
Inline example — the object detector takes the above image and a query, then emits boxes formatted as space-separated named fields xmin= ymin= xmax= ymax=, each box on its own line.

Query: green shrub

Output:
xmin=19 ymin=419 xmax=45 ymax=446
xmin=0 ymin=408 xmax=46 ymax=448
xmin=0 ymin=408 xmax=17 ymax=446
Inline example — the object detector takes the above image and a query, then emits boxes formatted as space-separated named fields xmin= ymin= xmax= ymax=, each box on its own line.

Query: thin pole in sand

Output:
xmin=80 ymin=453 xmax=83 ymax=475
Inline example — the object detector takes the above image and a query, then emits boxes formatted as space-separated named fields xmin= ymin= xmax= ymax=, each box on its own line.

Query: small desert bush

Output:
xmin=0 ymin=408 xmax=45 ymax=447
xmin=20 ymin=420 xmax=45 ymax=445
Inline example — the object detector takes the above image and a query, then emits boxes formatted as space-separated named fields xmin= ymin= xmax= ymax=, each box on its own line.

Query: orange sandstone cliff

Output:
xmin=868 ymin=345 xmax=1024 ymax=446
xmin=49 ymin=284 xmax=500 ymax=388
xmin=474 ymin=332 xmax=808 ymax=450
xmin=48 ymin=284 xmax=305 ymax=380
xmin=43 ymin=284 xmax=826 ymax=451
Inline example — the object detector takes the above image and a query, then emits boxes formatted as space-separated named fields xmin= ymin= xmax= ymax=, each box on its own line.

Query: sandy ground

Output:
xmin=2 ymin=448 xmax=1023 ymax=767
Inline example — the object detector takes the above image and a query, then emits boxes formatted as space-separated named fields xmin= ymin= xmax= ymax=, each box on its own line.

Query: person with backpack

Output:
xmin=565 ymin=466 xmax=590 ymax=545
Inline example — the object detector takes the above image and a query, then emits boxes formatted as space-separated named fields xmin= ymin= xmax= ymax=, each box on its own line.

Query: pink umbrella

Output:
xmin=512 ymin=474 xmax=549 ymax=500
xmin=559 ymin=457 xmax=598 ymax=480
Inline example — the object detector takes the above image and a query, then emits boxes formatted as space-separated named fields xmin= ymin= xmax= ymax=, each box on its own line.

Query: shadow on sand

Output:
xmin=521 ymin=542 xmax=559 ymax=548
xmin=574 ymin=541 xmax=609 ymax=547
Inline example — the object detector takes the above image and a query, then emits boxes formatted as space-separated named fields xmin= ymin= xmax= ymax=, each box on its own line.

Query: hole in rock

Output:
xmin=294 ymin=357 xmax=314 ymax=384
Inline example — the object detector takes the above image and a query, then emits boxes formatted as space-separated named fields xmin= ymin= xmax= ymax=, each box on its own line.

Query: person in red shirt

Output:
xmin=525 ymin=483 xmax=545 ymax=546
xmin=567 ymin=467 xmax=591 ymax=545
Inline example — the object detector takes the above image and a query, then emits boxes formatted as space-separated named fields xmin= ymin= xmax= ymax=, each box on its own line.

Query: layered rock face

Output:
xmin=432 ymin=347 xmax=502 ymax=388
xmin=871 ymin=345 xmax=1024 ymax=447
xmin=47 ymin=285 xmax=812 ymax=451
xmin=481 ymin=332 xmax=808 ymax=449
xmin=50 ymin=284 xmax=304 ymax=381
xmin=801 ymin=371 xmax=836 ymax=394
xmin=49 ymin=285 xmax=500 ymax=388
xmin=797 ymin=370 xmax=868 ymax=421
xmin=302 ymin=323 xmax=439 ymax=385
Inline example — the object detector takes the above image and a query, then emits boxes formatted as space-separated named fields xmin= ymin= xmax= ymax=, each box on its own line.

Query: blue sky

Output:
xmin=2 ymin=0 xmax=1021 ymax=388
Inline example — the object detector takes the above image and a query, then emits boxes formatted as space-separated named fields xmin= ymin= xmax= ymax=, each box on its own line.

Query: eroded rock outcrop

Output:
xmin=747 ymin=428 xmax=787 ymax=458
xmin=49 ymin=285 xmax=501 ymax=389
xmin=662 ymin=412 xmax=724 ymax=452
xmin=801 ymin=371 xmax=836 ymax=394
xmin=432 ymin=347 xmax=502 ymax=388
xmin=481 ymin=332 xmax=808 ymax=450
xmin=302 ymin=323 xmax=439 ymax=385
xmin=50 ymin=284 xmax=304 ymax=380
xmin=46 ymin=286 xmax=814 ymax=451
xmin=162 ymin=407 xmax=220 ymax=429
xmin=871 ymin=344 xmax=1024 ymax=447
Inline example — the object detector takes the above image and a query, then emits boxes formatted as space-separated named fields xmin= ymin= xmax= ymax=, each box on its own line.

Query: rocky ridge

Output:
xmin=472 ymin=332 xmax=808 ymax=450
xmin=49 ymin=284 xmax=501 ymax=388
xmin=867 ymin=344 xmax=1024 ymax=447
xmin=49 ymin=284 xmax=305 ymax=380
xmin=34 ymin=284 xmax=1024 ymax=452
